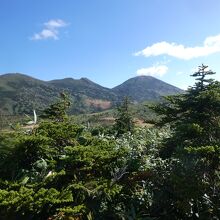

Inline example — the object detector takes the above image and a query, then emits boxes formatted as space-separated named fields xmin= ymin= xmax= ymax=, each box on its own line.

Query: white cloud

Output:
xmin=136 ymin=65 xmax=168 ymax=77
xmin=32 ymin=29 xmax=58 ymax=40
xmin=44 ymin=19 xmax=68 ymax=29
xmin=134 ymin=34 xmax=220 ymax=60
xmin=31 ymin=19 xmax=68 ymax=40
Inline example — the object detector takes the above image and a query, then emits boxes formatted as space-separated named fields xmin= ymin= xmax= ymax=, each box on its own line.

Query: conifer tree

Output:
xmin=41 ymin=92 xmax=71 ymax=122
xmin=150 ymin=65 xmax=220 ymax=218
xmin=191 ymin=64 xmax=215 ymax=90
xmin=152 ymin=65 xmax=220 ymax=155
xmin=114 ymin=96 xmax=134 ymax=135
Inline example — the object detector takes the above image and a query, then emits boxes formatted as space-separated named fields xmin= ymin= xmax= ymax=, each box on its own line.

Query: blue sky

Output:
xmin=1 ymin=0 xmax=220 ymax=89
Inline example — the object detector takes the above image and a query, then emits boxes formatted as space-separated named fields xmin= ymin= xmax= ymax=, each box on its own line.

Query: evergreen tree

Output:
xmin=114 ymin=96 xmax=134 ymax=136
xmin=191 ymin=64 xmax=215 ymax=90
xmin=41 ymin=92 xmax=71 ymax=122
xmin=152 ymin=65 xmax=220 ymax=156
xmin=150 ymin=65 xmax=220 ymax=218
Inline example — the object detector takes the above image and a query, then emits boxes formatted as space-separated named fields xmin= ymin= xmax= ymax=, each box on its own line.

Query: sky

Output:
xmin=1 ymin=0 xmax=220 ymax=89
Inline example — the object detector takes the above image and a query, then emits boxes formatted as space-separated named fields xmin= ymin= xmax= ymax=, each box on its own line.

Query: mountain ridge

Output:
xmin=0 ymin=73 xmax=183 ymax=115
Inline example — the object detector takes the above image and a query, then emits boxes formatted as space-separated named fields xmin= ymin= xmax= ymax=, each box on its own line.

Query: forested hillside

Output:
xmin=0 ymin=73 xmax=182 ymax=115
xmin=112 ymin=75 xmax=182 ymax=102
xmin=0 ymin=65 xmax=219 ymax=219
xmin=0 ymin=73 xmax=60 ymax=114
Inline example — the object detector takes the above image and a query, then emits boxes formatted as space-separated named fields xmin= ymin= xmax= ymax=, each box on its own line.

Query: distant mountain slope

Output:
xmin=0 ymin=73 xmax=183 ymax=115
xmin=48 ymin=77 xmax=120 ymax=113
xmin=49 ymin=77 xmax=118 ymax=101
xmin=112 ymin=76 xmax=182 ymax=102
xmin=0 ymin=73 xmax=60 ymax=114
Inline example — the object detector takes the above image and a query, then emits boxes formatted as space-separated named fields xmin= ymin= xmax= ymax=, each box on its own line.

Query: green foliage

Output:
xmin=0 ymin=112 xmax=171 ymax=219
xmin=0 ymin=66 xmax=219 ymax=219
xmin=191 ymin=64 xmax=215 ymax=90
xmin=150 ymin=65 xmax=220 ymax=219
xmin=41 ymin=92 xmax=71 ymax=122
xmin=114 ymin=97 xmax=134 ymax=136
xmin=152 ymin=65 xmax=220 ymax=156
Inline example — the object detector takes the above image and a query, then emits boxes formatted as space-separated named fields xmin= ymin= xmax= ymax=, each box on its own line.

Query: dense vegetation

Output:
xmin=0 ymin=65 xmax=219 ymax=219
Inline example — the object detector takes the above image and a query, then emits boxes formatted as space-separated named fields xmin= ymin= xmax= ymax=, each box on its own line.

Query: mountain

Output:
xmin=49 ymin=77 xmax=118 ymax=102
xmin=0 ymin=73 xmax=60 ymax=115
xmin=48 ymin=77 xmax=120 ymax=113
xmin=0 ymin=73 xmax=183 ymax=115
xmin=112 ymin=76 xmax=182 ymax=102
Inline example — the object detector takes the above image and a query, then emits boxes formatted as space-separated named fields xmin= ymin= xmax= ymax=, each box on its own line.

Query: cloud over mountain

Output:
xmin=136 ymin=65 xmax=168 ymax=77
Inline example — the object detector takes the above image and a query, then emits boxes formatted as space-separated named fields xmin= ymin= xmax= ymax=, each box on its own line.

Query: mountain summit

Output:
xmin=113 ymin=76 xmax=182 ymax=102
